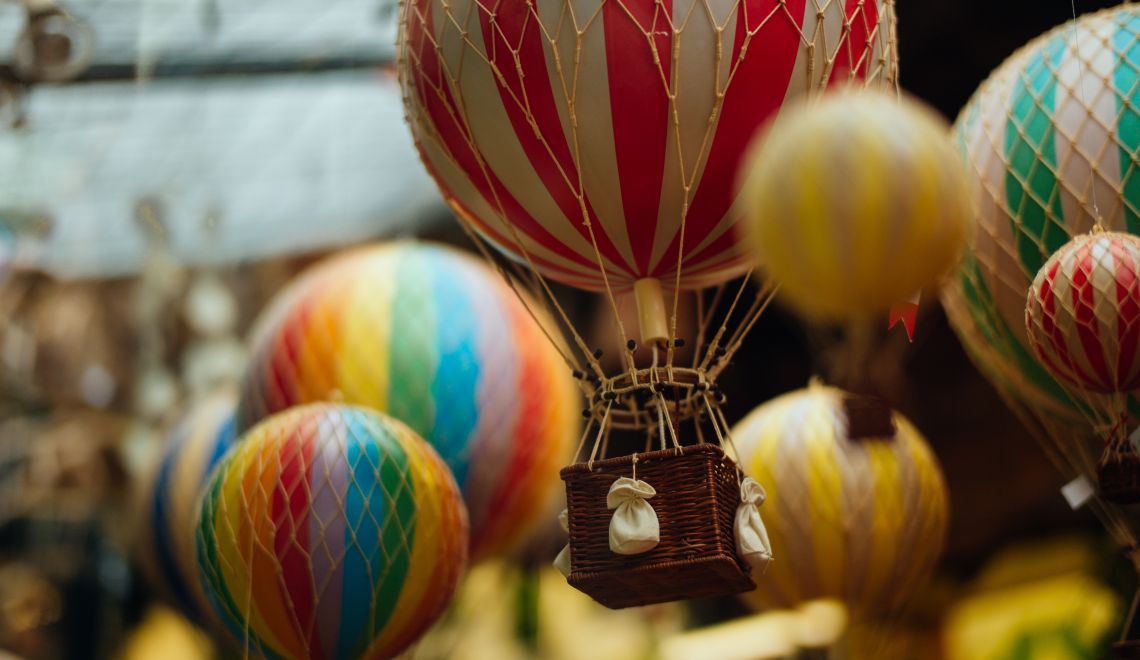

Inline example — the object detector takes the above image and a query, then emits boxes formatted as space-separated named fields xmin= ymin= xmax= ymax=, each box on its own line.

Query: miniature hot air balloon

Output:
xmin=399 ymin=0 xmax=900 ymax=607
xmin=196 ymin=404 xmax=468 ymax=660
xmin=1026 ymin=231 xmax=1140 ymax=503
xmin=138 ymin=392 xmax=237 ymax=626
xmin=942 ymin=6 xmax=1140 ymax=592
xmin=732 ymin=383 xmax=949 ymax=614
xmin=238 ymin=242 xmax=579 ymax=561
xmin=739 ymin=89 xmax=973 ymax=320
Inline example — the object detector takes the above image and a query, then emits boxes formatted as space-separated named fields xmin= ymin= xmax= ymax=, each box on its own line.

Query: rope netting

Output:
xmin=399 ymin=0 xmax=899 ymax=455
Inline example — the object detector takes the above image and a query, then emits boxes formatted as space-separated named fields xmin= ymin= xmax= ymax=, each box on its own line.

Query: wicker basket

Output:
xmin=1114 ymin=641 xmax=1140 ymax=659
xmin=560 ymin=444 xmax=755 ymax=609
xmin=1099 ymin=453 xmax=1140 ymax=505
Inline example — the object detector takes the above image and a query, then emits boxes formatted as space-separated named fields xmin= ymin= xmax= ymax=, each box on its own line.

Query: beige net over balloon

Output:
xmin=399 ymin=0 xmax=898 ymax=453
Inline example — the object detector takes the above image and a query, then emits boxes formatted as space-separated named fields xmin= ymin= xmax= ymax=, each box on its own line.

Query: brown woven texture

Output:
xmin=1098 ymin=453 xmax=1140 ymax=505
xmin=560 ymin=444 xmax=754 ymax=609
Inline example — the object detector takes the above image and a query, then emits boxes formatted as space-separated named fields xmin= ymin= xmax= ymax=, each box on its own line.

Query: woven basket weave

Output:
xmin=1099 ymin=453 xmax=1140 ymax=505
xmin=560 ymin=444 xmax=755 ymax=609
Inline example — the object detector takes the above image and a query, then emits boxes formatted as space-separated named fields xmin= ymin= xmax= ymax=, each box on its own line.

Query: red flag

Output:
xmin=889 ymin=291 xmax=921 ymax=342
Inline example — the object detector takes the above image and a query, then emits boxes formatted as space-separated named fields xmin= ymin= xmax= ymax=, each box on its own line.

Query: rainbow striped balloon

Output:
xmin=140 ymin=391 xmax=238 ymax=626
xmin=238 ymin=242 xmax=580 ymax=561
xmin=945 ymin=5 xmax=1140 ymax=424
xmin=196 ymin=404 xmax=468 ymax=660
xmin=1026 ymin=232 xmax=1140 ymax=395
xmin=733 ymin=384 xmax=949 ymax=614
xmin=399 ymin=0 xmax=896 ymax=292
xmin=739 ymin=90 xmax=973 ymax=320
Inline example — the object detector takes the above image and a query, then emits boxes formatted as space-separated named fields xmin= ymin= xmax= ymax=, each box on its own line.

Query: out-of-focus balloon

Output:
xmin=237 ymin=242 xmax=579 ymax=561
xmin=732 ymin=383 xmax=949 ymax=613
xmin=399 ymin=0 xmax=897 ymax=294
xmin=739 ymin=90 xmax=972 ymax=320
xmin=139 ymin=392 xmax=237 ymax=625
xmin=944 ymin=4 xmax=1140 ymax=424
xmin=196 ymin=404 xmax=468 ymax=660
xmin=1026 ymin=231 xmax=1140 ymax=394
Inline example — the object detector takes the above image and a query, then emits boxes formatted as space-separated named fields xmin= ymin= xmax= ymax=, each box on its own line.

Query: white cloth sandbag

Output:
xmin=607 ymin=477 xmax=660 ymax=555
xmin=553 ymin=508 xmax=572 ymax=577
xmin=735 ymin=477 xmax=773 ymax=571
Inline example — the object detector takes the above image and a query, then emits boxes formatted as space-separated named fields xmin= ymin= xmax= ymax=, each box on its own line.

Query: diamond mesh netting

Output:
xmin=195 ymin=404 xmax=468 ymax=660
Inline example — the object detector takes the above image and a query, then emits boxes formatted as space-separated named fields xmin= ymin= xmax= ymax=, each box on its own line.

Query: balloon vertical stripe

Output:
xmin=274 ymin=429 xmax=316 ymax=653
xmin=428 ymin=264 xmax=480 ymax=490
xmin=311 ymin=430 xmax=346 ymax=658
xmin=1005 ymin=33 xmax=1067 ymax=277
xmin=604 ymin=0 xmax=672 ymax=275
xmin=1116 ymin=15 xmax=1140 ymax=233
xmin=387 ymin=253 xmax=435 ymax=437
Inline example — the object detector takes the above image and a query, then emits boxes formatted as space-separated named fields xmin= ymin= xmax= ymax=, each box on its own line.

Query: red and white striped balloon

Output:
xmin=1026 ymin=232 xmax=1140 ymax=395
xmin=398 ymin=0 xmax=897 ymax=293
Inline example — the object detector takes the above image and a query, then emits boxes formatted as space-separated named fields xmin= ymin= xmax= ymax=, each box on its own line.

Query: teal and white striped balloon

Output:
xmin=944 ymin=5 xmax=1140 ymax=425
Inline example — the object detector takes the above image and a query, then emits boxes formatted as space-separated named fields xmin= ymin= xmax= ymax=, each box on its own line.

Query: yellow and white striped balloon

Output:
xmin=733 ymin=384 xmax=949 ymax=613
xmin=739 ymin=90 xmax=973 ymax=320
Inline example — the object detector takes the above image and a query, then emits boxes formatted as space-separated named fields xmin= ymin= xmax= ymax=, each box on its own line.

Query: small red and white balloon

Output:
xmin=1025 ymin=230 xmax=1140 ymax=396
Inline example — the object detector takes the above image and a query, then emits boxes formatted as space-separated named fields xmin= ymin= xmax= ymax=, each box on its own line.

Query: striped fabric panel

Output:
xmin=401 ymin=0 xmax=895 ymax=292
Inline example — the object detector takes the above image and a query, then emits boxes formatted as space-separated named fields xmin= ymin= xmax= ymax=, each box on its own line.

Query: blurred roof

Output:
xmin=0 ymin=0 xmax=397 ymax=73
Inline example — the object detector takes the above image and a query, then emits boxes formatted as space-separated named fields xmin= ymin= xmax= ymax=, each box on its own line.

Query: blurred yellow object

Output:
xmin=944 ymin=537 xmax=1121 ymax=660
xmin=660 ymin=612 xmax=797 ymax=660
xmin=120 ymin=607 xmax=212 ymax=660
xmin=659 ymin=599 xmax=848 ymax=660
xmin=739 ymin=89 xmax=972 ymax=320
xmin=733 ymin=383 xmax=949 ymax=613
xmin=944 ymin=573 xmax=1119 ymax=660
xmin=412 ymin=561 xmax=679 ymax=660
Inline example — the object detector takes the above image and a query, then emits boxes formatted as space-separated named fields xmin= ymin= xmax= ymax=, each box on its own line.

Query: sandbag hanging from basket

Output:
xmin=735 ymin=477 xmax=773 ymax=571
xmin=553 ymin=508 xmax=571 ymax=577
xmin=607 ymin=477 xmax=660 ymax=555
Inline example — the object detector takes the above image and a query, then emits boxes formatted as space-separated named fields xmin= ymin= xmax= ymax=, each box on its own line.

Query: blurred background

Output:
xmin=0 ymin=0 xmax=1133 ymax=658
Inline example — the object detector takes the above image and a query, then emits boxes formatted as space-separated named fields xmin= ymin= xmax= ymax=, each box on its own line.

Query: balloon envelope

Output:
xmin=399 ymin=0 xmax=897 ymax=292
xmin=139 ymin=392 xmax=238 ymax=625
xmin=196 ymin=404 xmax=468 ymax=660
xmin=739 ymin=90 xmax=972 ymax=320
xmin=733 ymin=384 xmax=949 ymax=613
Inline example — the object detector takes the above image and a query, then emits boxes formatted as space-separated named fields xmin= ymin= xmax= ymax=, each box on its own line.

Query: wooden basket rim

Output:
xmin=560 ymin=443 xmax=727 ymax=478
